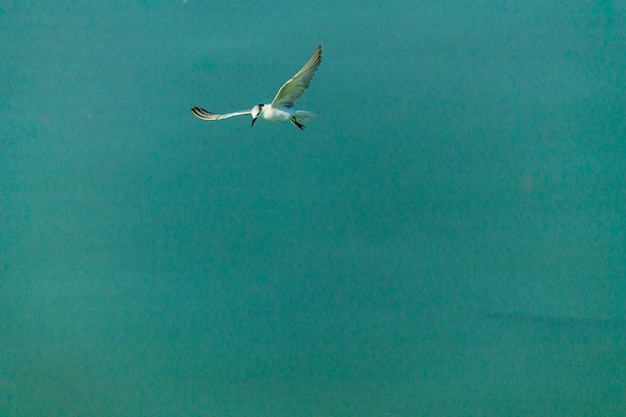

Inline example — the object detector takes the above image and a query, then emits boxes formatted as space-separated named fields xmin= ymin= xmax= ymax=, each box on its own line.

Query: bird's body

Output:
xmin=260 ymin=105 xmax=292 ymax=122
xmin=191 ymin=44 xmax=322 ymax=130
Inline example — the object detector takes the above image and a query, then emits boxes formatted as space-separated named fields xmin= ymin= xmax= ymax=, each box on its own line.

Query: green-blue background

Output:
xmin=1 ymin=1 xmax=625 ymax=416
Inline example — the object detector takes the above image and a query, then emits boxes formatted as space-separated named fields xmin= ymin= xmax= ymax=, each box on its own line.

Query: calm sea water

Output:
xmin=1 ymin=1 xmax=625 ymax=416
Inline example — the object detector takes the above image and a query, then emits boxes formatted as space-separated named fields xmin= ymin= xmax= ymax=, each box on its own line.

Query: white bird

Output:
xmin=191 ymin=44 xmax=322 ymax=130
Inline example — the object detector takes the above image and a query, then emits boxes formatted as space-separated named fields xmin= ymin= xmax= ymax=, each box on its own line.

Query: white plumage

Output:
xmin=191 ymin=44 xmax=322 ymax=130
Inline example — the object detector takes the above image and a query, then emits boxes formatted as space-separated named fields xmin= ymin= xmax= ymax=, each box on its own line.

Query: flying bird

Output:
xmin=191 ymin=44 xmax=322 ymax=130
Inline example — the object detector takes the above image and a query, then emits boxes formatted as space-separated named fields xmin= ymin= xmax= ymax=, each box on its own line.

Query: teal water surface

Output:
xmin=1 ymin=1 xmax=625 ymax=416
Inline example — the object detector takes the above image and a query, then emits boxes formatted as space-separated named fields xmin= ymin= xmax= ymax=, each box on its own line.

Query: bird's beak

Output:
xmin=251 ymin=117 xmax=257 ymax=127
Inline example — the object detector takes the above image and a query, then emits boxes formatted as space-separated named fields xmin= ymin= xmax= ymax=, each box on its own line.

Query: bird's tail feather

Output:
xmin=294 ymin=110 xmax=319 ymax=123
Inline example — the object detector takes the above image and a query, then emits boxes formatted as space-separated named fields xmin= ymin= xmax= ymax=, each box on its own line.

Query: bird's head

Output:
xmin=251 ymin=104 xmax=264 ymax=127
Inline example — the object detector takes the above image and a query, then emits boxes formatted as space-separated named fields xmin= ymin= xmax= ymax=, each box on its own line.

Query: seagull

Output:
xmin=191 ymin=44 xmax=322 ymax=130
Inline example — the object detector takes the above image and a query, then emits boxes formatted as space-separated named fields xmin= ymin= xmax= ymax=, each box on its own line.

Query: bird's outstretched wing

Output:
xmin=270 ymin=44 xmax=322 ymax=108
xmin=190 ymin=107 xmax=251 ymax=121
